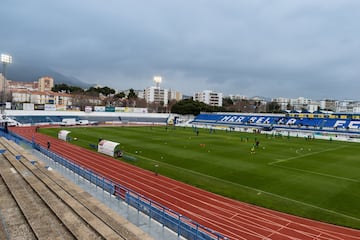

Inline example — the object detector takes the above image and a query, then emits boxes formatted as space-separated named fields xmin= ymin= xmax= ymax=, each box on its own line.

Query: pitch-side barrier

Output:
xmin=1 ymin=129 xmax=227 ymax=240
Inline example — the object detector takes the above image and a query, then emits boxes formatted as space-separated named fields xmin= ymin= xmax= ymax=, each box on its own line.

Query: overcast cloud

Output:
xmin=1 ymin=0 xmax=360 ymax=100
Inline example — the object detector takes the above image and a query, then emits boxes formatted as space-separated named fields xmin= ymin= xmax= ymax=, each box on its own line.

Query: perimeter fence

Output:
xmin=0 ymin=129 xmax=227 ymax=240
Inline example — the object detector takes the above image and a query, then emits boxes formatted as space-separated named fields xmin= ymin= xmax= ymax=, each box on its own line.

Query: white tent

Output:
xmin=58 ymin=130 xmax=71 ymax=141
xmin=98 ymin=139 xmax=121 ymax=157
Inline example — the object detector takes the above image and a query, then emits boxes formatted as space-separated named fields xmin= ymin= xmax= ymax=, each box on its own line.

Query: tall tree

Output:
xmin=52 ymin=83 xmax=84 ymax=93
xmin=267 ymin=101 xmax=282 ymax=113
xmin=222 ymin=97 xmax=234 ymax=107
xmin=171 ymin=99 xmax=223 ymax=115
xmin=127 ymin=88 xmax=137 ymax=99
xmin=113 ymin=92 xmax=125 ymax=99
xmin=100 ymin=86 xmax=115 ymax=96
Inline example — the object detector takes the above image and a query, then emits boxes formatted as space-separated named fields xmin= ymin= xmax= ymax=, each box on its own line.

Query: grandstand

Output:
xmin=190 ymin=112 xmax=360 ymax=141
xmin=3 ymin=109 xmax=360 ymax=140
xmin=2 ymin=110 xmax=360 ymax=239
xmin=191 ymin=112 xmax=360 ymax=130
xmin=3 ymin=110 xmax=174 ymax=126
xmin=287 ymin=111 xmax=360 ymax=120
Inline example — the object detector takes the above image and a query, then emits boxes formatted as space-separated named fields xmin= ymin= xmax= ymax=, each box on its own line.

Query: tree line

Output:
xmin=52 ymin=84 xmax=136 ymax=99
xmin=52 ymin=84 xmax=283 ymax=115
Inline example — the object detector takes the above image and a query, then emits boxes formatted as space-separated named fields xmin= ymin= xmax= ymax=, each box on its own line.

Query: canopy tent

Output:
xmin=98 ymin=139 xmax=122 ymax=157
xmin=58 ymin=130 xmax=71 ymax=141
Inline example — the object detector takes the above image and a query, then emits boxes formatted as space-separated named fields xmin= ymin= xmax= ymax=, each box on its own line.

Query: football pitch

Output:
xmin=40 ymin=126 xmax=360 ymax=229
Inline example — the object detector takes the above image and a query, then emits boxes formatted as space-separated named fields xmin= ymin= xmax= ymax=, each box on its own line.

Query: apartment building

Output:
xmin=144 ymin=86 xmax=169 ymax=106
xmin=193 ymin=90 xmax=223 ymax=107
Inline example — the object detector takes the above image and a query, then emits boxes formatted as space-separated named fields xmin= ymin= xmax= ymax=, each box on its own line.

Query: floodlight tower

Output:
xmin=153 ymin=76 xmax=162 ymax=89
xmin=1 ymin=54 xmax=12 ymax=115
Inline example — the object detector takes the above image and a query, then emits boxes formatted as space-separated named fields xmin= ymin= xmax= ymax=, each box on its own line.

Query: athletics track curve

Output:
xmin=11 ymin=126 xmax=360 ymax=240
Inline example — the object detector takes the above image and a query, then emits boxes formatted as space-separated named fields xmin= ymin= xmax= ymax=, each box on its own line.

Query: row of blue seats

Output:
xmin=192 ymin=114 xmax=359 ymax=130
xmin=11 ymin=115 xmax=79 ymax=124
xmin=11 ymin=115 xmax=169 ymax=124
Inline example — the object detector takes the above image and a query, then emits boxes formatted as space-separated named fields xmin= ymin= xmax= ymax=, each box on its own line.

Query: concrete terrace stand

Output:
xmin=0 ymin=137 xmax=152 ymax=240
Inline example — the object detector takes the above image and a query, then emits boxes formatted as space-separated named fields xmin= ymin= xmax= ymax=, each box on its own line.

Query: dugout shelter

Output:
xmin=58 ymin=130 xmax=71 ymax=141
xmin=98 ymin=139 xmax=122 ymax=157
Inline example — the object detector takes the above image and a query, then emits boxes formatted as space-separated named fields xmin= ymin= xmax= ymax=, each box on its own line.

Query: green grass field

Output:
xmin=40 ymin=126 xmax=360 ymax=229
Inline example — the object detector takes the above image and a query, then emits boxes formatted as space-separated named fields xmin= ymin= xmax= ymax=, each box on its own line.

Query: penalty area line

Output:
xmin=268 ymin=145 xmax=348 ymax=165
xmin=270 ymin=164 xmax=359 ymax=183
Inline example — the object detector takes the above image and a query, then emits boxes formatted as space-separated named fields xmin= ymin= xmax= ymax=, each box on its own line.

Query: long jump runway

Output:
xmin=11 ymin=126 xmax=360 ymax=240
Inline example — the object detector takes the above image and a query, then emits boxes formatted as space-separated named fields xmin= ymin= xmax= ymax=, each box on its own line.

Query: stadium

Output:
xmin=1 ymin=109 xmax=360 ymax=239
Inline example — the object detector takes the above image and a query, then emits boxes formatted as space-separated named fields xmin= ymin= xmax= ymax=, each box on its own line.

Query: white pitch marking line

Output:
xmin=137 ymin=149 xmax=360 ymax=222
xmin=272 ymin=164 xmax=359 ymax=183
xmin=269 ymin=145 xmax=348 ymax=165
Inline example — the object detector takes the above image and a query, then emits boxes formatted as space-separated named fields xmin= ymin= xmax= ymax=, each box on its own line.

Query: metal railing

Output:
xmin=1 ymin=129 xmax=228 ymax=240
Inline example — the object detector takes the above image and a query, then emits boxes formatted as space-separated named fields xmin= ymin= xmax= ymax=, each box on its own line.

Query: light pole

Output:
xmin=1 ymin=54 xmax=12 ymax=116
xmin=153 ymin=76 xmax=162 ymax=89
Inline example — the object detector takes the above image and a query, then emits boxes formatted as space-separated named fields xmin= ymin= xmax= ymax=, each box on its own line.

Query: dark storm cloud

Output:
xmin=1 ymin=0 xmax=360 ymax=99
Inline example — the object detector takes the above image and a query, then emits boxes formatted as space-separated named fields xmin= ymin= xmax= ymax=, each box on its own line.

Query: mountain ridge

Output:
xmin=4 ymin=63 xmax=91 ymax=88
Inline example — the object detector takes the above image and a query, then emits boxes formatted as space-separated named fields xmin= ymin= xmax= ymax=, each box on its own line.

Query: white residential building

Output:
xmin=289 ymin=97 xmax=312 ymax=111
xmin=336 ymin=100 xmax=360 ymax=113
xmin=144 ymin=86 xmax=169 ymax=106
xmin=228 ymin=94 xmax=248 ymax=101
xmin=6 ymin=76 xmax=53 ymax=92
xmin=168 ymin=89 xmax=183 ymax=101
xmin=193 ymin=90 xmax=223 ymax=107
xmin=272 ymin=97 xmax=290 ymax=111
xmin=307 ymin=101 xmax=320 ymax=112
xmin=11 ymin=90 xmax=72 ymax=106
xmin=11 ymin=90 xmax=31 ymax=103
xmin=38 ymin=76 xmax=54 ymax=92
xmin=320 ymin=99 xmax=337 ymax=111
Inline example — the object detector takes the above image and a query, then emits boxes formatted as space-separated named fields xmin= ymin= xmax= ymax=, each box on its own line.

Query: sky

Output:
xmin=1 ymin=0 xmax=360 ymax=100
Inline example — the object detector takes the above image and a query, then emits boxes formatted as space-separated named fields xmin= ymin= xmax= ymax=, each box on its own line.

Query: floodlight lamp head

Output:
xmin=153 ymin=76 xmax=162 ymax=84
xmin=1 ymin=54 xmax=12 ymax=64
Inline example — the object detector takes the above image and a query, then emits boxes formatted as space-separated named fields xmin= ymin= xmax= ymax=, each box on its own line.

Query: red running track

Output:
xmin=11 ymin=126 xmax=360 ymax=240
